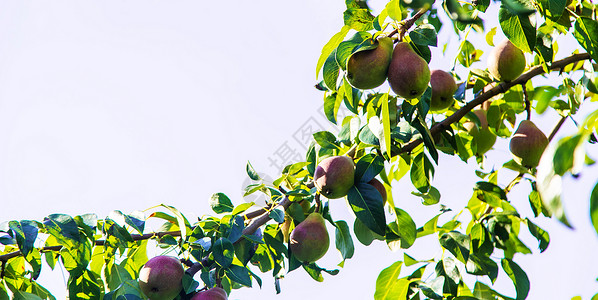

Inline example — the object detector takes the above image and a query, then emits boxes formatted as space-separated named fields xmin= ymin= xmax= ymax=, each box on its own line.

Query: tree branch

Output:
xmin=400 ymin=52 xmax=592 ymax=154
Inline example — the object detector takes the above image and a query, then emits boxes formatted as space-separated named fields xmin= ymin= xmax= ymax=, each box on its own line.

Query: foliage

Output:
xmin=1 ymin=0 xmax=598 ymax=299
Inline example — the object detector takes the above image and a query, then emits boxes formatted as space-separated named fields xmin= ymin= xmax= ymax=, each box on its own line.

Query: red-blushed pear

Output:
xmin=387 ymin=42 xmax=431 ymax=99
xmin=487 ymin=39 xmax=526 ymax=82
xmin=289 ymin=212 xmax=330 ymax=263
xmin=509 ymin=120 xmax=549 ymax=168
xmin=429 ymin=69 xmax=457 ymax=112
xmin=345 ymin=36 xmax=394 ymax=90
xmin=191 ymin=287 xmax=228 ymax=300
xmin=314 ymin=156 xmax=355 ymax=199
xmin=463 ymin=109 xmax=497 ymax=155
xmin=368 ymin=178 xmax=387 ymax=205
xmin=138 ymin=256 xmax=184 ymax=300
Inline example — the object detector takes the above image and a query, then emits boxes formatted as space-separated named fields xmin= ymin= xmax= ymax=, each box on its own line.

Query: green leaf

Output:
xmin=347 ymin=183 xmax=387 ymax=236
xmin=213 ymin=238 xmax=235 ymax=268
xmin=380 ymin=92 xmax=392 ymax=158
xmin=43 ymin=214 xmax=81 ymax=248
xmin=412 ymin=110 xmax=438 ymax=163
xmin=526 ymin=218 xmax=550 ymax=252
xmin=227 ymin=215 xmax=245 ymax=243
xmin=324 ymin=93 xmax=341 ymax=125
xmin=313 ymin=131 xmax=340 ymax=150
xmin=499 ymin=3 xmax=537 ymax=53
xmin=335 ymin=220 xmax=355 ymax=263
xmin=316 ymin=25 xmax=350 ymax=79
xmin=323 ymin=49 xmax=340 ymax=91
xmin=354 ymin=154 xmax=385 ymax=183
xmin=537 ymin=0 xmax=566 ymax=20
xmin=574 ymin=18 xmax=598 ymax=62
xmin=411 ymin=186 xmax=441 ymax=205
xmin=9 ymin=220 xmax=38 ymax=257
xmin=439 ymin=231 xmax=470 ymax=264
xmin=409 ymin=24 xmax=438 ymax=47
xmin=225 ymin=265 xmax=253 ymax=287
xmin=590 ymin=181 xmax=598 ymax=238
xmin=410 ymin=152 xmax=434 ymax=193
xmin=336 ymin=32 xmax=371 ymax=70
xmin=268 ymin=208 xmax=285 ymax=224
xmin=246 ymin=161 xmax=260 ymax=180
xmin=385 ymin=0 xmax=402 ymax=21
xmin=231 ymin=202 xmax=255 ymax=215
xmin=343 ymin=8 xmax=375 ymax=31
xmin=537 ymin=146 xmax=573 ymax=228
xmin=374 ymin=261 xmax=403 ymax=300
xmin=210 ymin=193 xmax=234 ymax=214
xmin=501 ymin=259 xmax=530 ymax=300
xmin=390 ymin=208 xmax=417 ymax=249
xmin=353 ymin=218 xmax=378 ymax=246
xmin=553 ymin=133 xmax=586 ymax=176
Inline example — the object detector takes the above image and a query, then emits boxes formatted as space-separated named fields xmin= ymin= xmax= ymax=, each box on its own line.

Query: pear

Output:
xmin=138 ymin=256 xmax=184 ymax=300
xmin=314 ymin=156 xmax=355 ymax=199
xmin=463 ymin=110 xmax=497 ymax=155
xmin=368 ymin=178 xmax=387 ymax=205
xmin=346 ymin=36 xmax=393 ymax=90
xmin=487 ymin=40 xmax=526 ymax=82
xmin=280 ymin=215 xmax=293 ymax=243
xmin=387 ymin=42 xmax=431 ymax=99
xmin=509 ymin=120 xmax=548 ymax=168
xmin=289 ymin=212 xmax=330 ymax=263
xmin=191 ymin=287 xmax=227 ymax=300
xmin=429 ymin=69 xmax=457 ymax=112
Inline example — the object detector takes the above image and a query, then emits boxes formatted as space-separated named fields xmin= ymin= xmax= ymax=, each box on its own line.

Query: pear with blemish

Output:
xmin=429 ymin=69 xmax=457 ymax=112
xmin=487 ymin=40 xmax=526 ymax=82
xmin=509 ymin=120 xmax=548 ymax=168
xmin=289 ymin=212 xmax=330 ymax=263
xmin=387 ymin=42 xmax=431 ymax=99
xmin=346 ymin=36 xmax=394 ymax=90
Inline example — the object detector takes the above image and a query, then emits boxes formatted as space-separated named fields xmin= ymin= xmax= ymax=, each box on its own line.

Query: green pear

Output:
xmin=463 ymin=110 xmax=497 ymax=155
xmin=289 ymin=212 xmax=330 ymax=263
xmin=280 ymin=215 xmax=293 ymax=243
xmin=138 ymin=256 xmax=184 ymax=300
xmin=346 ymin=36 xmax=393 ymax=90
xmin=429 ymin=69 xmax=457 ymax=112
xmin=387 ymin=42 xmax=431 ymax=99
xmin=191 ymin=287 xmax=228 ymax=300
xmin=509 ymin=120 xmax=549 ymax=168
xmin=314 ymin=156 xmax=355 ymax=199
xmin=487 ymin=39 xmax=526 ymax=82
xmin=368 ymin=178 xmax=387 ymax=205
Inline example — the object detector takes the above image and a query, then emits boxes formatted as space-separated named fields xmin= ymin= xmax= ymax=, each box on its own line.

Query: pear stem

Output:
xmin=388 ymin=7 xmax=429 ymax=42
xmin=522 ymin=81 xmax=531 ymax=121
xmin=548 ymin=115 xmax=568 ymax=142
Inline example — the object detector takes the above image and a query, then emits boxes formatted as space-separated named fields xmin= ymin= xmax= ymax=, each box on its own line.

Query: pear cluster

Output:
xmin=344 ymin=38 xmax=430 ymax=99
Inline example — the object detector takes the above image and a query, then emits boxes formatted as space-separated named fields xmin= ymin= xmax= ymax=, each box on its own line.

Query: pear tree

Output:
xmin=1 ymin=0 xmax=598 ymax=299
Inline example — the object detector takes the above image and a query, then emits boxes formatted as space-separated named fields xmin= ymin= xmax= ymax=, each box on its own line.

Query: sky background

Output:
xmin=0 ymin=1 xmax=597 ymax=299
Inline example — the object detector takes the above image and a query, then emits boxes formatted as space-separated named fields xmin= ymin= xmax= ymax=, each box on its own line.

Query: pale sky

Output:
xmin=0 ymin=1 xmax=597 ymax=299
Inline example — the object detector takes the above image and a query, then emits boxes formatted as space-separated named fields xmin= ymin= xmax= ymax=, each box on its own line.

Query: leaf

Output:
xmin=212 ymin=238 xmax=235 ymax=268
xmin=210 ymin=193 xmax=234 ymax=214
xmin=409 ymin=24 xmax=438 ymax=47
xmin=553 ymin=133 xmax=586 ymax=176
xmin=225 ymin=265 xmax=253 ymax=287
xmin=537 ymin=0 xmax=566 ymax=20
xmin=385 ymin=0 xmax=402 ymax=21
xmin=43 ymin=214 xmax=81 ymax=248
xmin=526 ymin=218 xmax=550 ymax=252
xmin=313 ymin=131 xmax=340 ymax=149
xmin=324 ymin=93 xmax=342 ymax=125
xmin=374 ymin=261 xmax=403 ymax=300
xmin=499 ymin=3 xmax=537 ymax=53
xmin=537 ymin=146 xmax=573 ymax=228
xmin=574 ymin=18 xmax=598 ymax=62
xmin=410 ymin=152 xmax=434 ymax=193
xmin=343 ymin=8 xmax=375 ymax=31
xmin=390 ymin=208 xmax=417 ymax=249
xmin=439 ymin=231 xmax=470 ymax=264
xmin=323 ymin=49 xmax=340 ymax=91
xmin=335 ymin=220 xmax=355 ymax=263
xmin=9 ymin=220 xmax=38 ymax=257
xmin=380 ymin=92 xmax=392 ymax=158
xmin=268 ymin=208 xmax=285 ymax=224
xmin=227 ymin=215 xmax=245 ymax=243
xmin=501 ymin=258 xmax=530 ymax=300
xmin=246 ymin=161 xmax=260 ymax=180
xmin=590 ymin=181 xmax=598 ymax=238
xmin=353 ymin=218 xmax=376 ymax=246
xmin=411 ymin=186 xmax=441 ymax=205
xmin=316 ymin=25 xmax=350 ymax=79
xmin=354 ymin=154 xmax=385 ymax=183
xmin=347 ymin=183 xmax=387 ymax=236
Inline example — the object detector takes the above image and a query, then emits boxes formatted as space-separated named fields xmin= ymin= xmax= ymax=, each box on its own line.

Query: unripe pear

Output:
xmin=463 ymin=110 xmax=497 ymax=155
xmin=387 ymin=42 xmax=431 ymax=99
xmin=487 ymin=40 xmax=526 ymax=82
xmin=509 ymin=120 xmax=548 ymax=168
xmin=429 ymin=69 xmax=457 ymax=112
xmin=314 ymin=156 xmax=355 ymax=199
xmin=289 ymin=212 xmax=330 ymax=263
xmin=191 ymin=287 xmax=228 ymax=300
xmin=138 ymin=256 xmax=184 ymax=300
xmin=346 ymin=36 xmax=394 ymax=90
xmin=368 ymin=178 xmax=387 ymax=205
